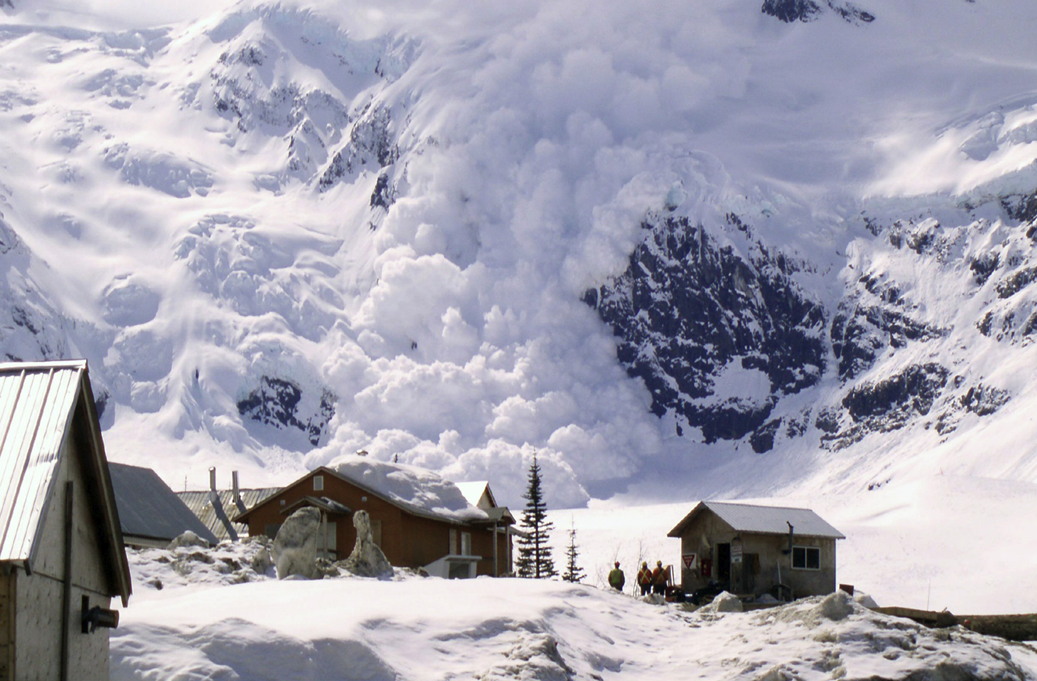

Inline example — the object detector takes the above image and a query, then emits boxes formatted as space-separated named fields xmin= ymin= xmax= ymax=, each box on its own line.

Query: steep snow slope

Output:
xmin=1 ymin=0 xmax=1037 ymax=510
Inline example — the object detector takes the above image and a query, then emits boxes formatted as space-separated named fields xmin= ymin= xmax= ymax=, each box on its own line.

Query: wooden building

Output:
xmin=667 ymin=501 xmax=844 ymax=601
xmin=234 ymin=461 xmax=516 ymax=578
xmin=0 ymin=360 xmax=132 ymax=681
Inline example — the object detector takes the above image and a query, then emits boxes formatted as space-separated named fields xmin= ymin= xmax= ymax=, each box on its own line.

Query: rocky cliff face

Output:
xmin=587 ymin=187 xmax=1037 ymax=456
xmin=584 ymin=213 xmax=826 ymax=450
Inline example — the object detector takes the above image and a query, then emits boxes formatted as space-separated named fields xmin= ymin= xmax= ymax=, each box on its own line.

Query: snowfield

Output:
xmin=113 ymin=542 xmax=1037 ymax=681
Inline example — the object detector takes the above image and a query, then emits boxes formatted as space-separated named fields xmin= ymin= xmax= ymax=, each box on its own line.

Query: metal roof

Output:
xmin=0 ymin=360 xmax=132 ymax=604
xmin=177 ymin=488 xmax=280 ymax=542
xmin=109 ymin=463 xmax=219 ymax=546
xmin=668 ymin=501 xmax=845 ymax=539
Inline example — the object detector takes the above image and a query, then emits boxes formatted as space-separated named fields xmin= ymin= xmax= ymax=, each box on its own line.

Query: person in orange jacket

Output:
xmin=651 ymin=560 xmax=669 ymax=595
xmin=636 ymin=562 xmax=652 ymax=596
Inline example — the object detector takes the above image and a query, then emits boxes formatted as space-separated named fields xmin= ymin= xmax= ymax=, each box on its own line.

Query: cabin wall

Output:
xmin=677 ymin=512 xmax=838 ymax=599
xmin=9 ymin=437 xmax=115 ymax=680
xmin=0 ymin=571 xmax=12 ymax=680
xmin=243 ymin=472 xmax=510 ymax=575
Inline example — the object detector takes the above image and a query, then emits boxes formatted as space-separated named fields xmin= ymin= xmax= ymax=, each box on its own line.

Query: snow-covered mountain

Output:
xmin=2 ymin=0 xmax=1037 ymax=508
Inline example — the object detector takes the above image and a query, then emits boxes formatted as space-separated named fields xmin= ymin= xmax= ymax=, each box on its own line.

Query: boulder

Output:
xmin=710 ymin=591 xmax=744 ymax=613
xmin=342 ymin=510 xmax=393 ymax=578
xmin=272 ymin=507 xmax=322 ymax=579
xmin=168 ymin=530 xmax=209 ymax=549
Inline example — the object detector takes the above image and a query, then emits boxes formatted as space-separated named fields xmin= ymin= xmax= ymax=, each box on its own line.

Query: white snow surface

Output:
xmin=114 ymin=543 xmax=1037 ymax=680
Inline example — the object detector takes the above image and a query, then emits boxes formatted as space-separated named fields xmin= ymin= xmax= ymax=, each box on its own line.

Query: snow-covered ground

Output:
xmin=113 ymin=539 xmax=1037 ymax=680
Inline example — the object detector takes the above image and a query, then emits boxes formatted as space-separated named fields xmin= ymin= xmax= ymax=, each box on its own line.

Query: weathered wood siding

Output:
xmin=0 ymin=571 xmax=12 ymax=680
xmin=677 ymin=510 xmax=837 ymax=599
xmin=11 ymin=431 xmax=113 ymax=680
xmin=244 ymin=471 xmax=508 ymax=576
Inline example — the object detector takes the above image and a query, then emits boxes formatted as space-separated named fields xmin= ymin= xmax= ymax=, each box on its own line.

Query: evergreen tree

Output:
xmin=561 ymin=521 xmax=584 ymax=583
xmin=515 ymin=451 xmax=556 ymax=578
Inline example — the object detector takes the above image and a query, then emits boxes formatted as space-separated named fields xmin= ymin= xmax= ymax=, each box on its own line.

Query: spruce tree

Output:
xmin=561 ymin=521 xmax=584 ymax=583
xmin=515 ymin=451 xmax=555 ymax=578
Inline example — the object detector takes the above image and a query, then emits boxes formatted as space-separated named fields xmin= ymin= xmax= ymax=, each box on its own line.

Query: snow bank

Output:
xmin=111 ymin=566 xmax=1037 ymax=680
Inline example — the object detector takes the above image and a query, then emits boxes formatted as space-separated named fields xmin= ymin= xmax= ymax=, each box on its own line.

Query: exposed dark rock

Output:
xmin=996 ymin=266 xmax=1037 ymax=299
xmin=750 ymin=419 xmax=781 ymax=453
xmin=370 ymin=171 xmax=395 ymax=209
xmin=319 ymin=107 xmax=398 ymax=191
xmin=843 ymin=363 xmax=948 ymax=422
xmin=970 ymin=253 xmax=1000 ymax=285
xmin=237 ymin=377 xmax=336 ymax=446
xmin=586 ymin=215 xmax=826 ymax=443
xmin=831 ymin=304 xmax=945 ymax=380
xmin=1000 ymin=193 xmax=1037 ymax=224
xmin=762 ymin=0 xmax=873 ymax=24
xmin=961 ymin=384 xmax=1009 ymax=416
xmin=762 ymin=0 xmax=822 ymax=22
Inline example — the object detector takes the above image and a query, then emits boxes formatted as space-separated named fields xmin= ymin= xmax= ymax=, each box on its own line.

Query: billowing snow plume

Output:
xmin=2 ymin=0 xmax=1037 ymax=505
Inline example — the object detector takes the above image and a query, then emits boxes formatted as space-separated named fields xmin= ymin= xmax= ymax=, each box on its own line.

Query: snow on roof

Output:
xmin=454 ymin=481 xmax=489 ymax=508
xmin=668 ymin=501 xmax=845 ymax=539
xmin=329 ymin=455 xmax=488 ymax=522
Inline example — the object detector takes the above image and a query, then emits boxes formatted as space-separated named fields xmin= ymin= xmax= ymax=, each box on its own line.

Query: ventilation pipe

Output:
xmin=232 ymin=470 xmax=247 ymax=515
xmin=785 ymin=521 xmax=794 ymax=555
xmin=209 ymin=467 xmax=238 ymax=542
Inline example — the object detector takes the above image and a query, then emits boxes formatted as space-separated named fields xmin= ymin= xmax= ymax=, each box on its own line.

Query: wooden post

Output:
xmin=60 ymin=480 xmax=73 ymax=681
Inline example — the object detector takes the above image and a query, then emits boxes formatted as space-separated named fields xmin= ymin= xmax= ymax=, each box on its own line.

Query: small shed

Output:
xmin=234 ymin=456 xmax=516 ymax=578
xmin=667 ymin=501 xmax=844 ymax=601
xmin=108 ymin=463 xmax=219 ymax=548
xmin=0 ymin=360 xmax=132 ymax=681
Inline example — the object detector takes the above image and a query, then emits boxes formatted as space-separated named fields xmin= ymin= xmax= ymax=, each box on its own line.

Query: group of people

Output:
xmin=607 ymin=560 xmax=671 ymax=596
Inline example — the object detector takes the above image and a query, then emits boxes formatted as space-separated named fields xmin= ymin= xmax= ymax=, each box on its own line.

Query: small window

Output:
xmin=313 ymin=475 xmax=324 ymax=491
xmin=461 ymin=532 xmax=472 ymax=556
xmin=792 ymin=546 xmax=821 ymax=570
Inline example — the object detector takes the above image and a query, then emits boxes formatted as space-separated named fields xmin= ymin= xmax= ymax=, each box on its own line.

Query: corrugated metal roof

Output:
xmin=669 ymin=501 xmax=845 ymax=539
xmin=109 ymin=463 xmax=219 ymax=546
xmin=0 ymin=361 xmax=83 ymax=563
xmin=177 ymin=488 xmax=279 ymax=542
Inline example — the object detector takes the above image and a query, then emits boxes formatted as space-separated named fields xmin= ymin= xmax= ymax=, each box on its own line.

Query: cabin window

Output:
xmin=313 ymin=475 xmax=324 ymax=491
xmin=461 ymin=532 xmax=472 ymax=556
xmin=791 ymin=546 xmax=820 ymax=570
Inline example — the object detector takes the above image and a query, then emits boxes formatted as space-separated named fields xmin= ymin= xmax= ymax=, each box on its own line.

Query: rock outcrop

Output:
xmin=342 ymin=510 xmax=393 ymax=579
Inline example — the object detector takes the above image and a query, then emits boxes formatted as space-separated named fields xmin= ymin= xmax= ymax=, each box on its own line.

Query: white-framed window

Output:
xmin=791 ymin=546 xmax=821 ymax=570
xmin=313 ymin=475 xmax=324 ymax=491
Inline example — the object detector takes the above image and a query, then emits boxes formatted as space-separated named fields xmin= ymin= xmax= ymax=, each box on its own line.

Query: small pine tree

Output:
xmin=515 ymin=451 xmax=556 ymax=579
xmin=562 ymin=521 xmax=584 ymax=583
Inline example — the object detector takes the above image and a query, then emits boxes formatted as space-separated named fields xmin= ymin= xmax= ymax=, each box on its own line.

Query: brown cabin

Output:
xmin=234 ymin=464 xmax=516 ymax=578
xmin=667 ymin=501 xmax=844 ymax=601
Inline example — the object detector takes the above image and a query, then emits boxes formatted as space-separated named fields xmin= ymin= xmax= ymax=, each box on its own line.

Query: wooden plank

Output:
xmin=0 ymin=570 xmax=13 ymax=681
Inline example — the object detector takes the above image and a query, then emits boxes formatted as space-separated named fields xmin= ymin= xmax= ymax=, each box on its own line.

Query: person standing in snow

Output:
xmin=608 ymin=561 xmax=625 ymax=591
xmin=651 ymin=560 xmax=669 ymax=596
xmin=637 ymin=562 xmax=653 ymax=596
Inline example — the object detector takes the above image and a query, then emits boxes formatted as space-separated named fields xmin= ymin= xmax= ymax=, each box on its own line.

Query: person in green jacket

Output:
xmin=608 ymin=561 xmax=625 ymax=591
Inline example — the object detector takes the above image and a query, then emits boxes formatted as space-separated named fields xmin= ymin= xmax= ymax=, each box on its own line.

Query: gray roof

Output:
xmin=0 ymin=360 xmax=131 ymax=603
xmin=668 ymin=501 xmax=845 ymax=539
xmin=109 ymin=463 xmax=218 ymax=546
xmin=177 ymin=488 xmax=279 ymax=542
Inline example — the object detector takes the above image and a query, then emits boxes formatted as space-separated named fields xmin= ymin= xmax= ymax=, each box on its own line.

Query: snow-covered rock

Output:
xmin=342 ymin=509 xmax=392 ymax=579
xmin=271 ymin=507 xmax=322 ymax=580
